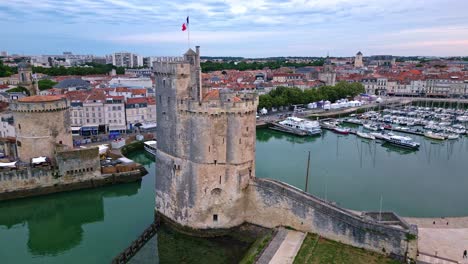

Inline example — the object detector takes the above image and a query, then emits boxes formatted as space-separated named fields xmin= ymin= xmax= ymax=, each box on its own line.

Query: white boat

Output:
xmin=384 ymin=135 xmax=420 ymax=150
xmin=279 ymin=116 xmax=322 ymax=135
xmin=424 ymin=131 xmax=445 ymax=141
xmin=144 ymin=140 xmax=157 ymax=156
xmin=447 ymin=134 xmax=459 ymax=140
xmin=370 ymin=132 xmax=389 ymax=140
xmin=363 ymin=123 xmax=379 ymax=131
xmin=333 ymin=126 xmax=350 ymax=135
xmin=356 ymin=131 xmax=375 ymax=140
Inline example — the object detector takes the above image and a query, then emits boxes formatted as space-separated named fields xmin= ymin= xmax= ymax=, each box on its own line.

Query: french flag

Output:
xmin=182 ymin=16 xmax=189 ymax=31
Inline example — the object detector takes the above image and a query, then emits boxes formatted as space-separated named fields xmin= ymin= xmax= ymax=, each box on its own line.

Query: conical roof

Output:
xmin=184 ymin=48 xmax=197 ymax=56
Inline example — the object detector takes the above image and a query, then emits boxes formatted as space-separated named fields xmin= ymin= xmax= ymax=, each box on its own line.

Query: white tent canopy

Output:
xmin=0 ymin=161 xmax=16 ymax=168
xmin=32 ymin=156 xmax=47 ymax=164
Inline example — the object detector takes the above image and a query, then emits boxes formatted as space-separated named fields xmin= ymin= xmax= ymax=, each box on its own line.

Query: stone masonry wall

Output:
xmin=245 ymin=178 xmax=417 ymax=259
xmin=55 ymin=147 xmax=101 ymax=177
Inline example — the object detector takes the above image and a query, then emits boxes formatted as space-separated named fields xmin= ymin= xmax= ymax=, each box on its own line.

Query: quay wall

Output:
xmin=245 ymin=178 xmax=418 ymax=259
xmin=0 ymin=167 xmax=147 ymax=201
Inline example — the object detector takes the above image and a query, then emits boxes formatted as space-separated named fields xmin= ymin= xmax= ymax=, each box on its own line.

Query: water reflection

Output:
xmin=256 ymin=128 xmax=468 ymax=217
xmin=0 ymin=181 xmax=141 ymax=255
xmin=381 ymin=143 xmax=417 ymax=155
xmin=257 ymin=128 xmax=321 ymax=144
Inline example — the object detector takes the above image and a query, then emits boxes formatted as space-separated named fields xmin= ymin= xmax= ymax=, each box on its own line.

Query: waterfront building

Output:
xmin=104 ymin=95 xmax=126 ymax=136
xmin=10 ymin=95 xmax=73 ymax=162
xmin=125 ymin=97 xmax=149 ymax=130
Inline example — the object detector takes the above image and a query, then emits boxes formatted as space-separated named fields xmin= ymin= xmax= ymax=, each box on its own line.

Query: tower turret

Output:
xmin=17 ymin=60 xmax=37 ymax=95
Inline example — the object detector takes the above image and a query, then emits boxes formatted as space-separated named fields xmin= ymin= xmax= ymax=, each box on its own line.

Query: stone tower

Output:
xmin=10 ymin=95 xmax=73 ymax=162
xmin=354 ymin=51 xmax=364 ymax=68
xmin=318 ymin=58 xmax=336 ymax=86
xmin=17 ymin=61 xmax=38 ymax=95
xmin=154 ymin=47 xmax=258 ymax=229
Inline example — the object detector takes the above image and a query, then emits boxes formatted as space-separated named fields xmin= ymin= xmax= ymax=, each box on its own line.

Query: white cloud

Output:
xmin=107 ymin=30 xmax=278 ymax=44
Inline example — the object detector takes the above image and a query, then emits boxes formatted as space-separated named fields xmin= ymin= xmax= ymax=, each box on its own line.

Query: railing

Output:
xmin=111 ymin=220 xmax=160 ymax=264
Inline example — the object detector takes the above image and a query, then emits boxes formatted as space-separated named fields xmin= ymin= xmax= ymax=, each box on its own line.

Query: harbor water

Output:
xmin=1 ymin=128 xmax=468 ymax=262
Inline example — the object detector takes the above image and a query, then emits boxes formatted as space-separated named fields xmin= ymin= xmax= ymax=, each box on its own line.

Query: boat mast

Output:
xmin=379 ymin=195 xmax=383 ymax=222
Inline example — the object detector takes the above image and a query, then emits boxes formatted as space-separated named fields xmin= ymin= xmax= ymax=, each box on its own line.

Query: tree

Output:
xmin=7 ymin=86 xmax=30 ymax=96
xmin=0 ymin=61 xmax=16 ymax=77
xmin=258 ymin=94 xmax=273 ymax=110
xmin=38 ymin=79 xmax=58 ymax=91
xmin=258 ymin=82 xmax=365 ymax=109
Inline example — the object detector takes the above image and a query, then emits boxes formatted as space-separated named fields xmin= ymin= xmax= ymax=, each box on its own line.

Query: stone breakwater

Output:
xmin=0 ymin=166 xmax=147 ymax=201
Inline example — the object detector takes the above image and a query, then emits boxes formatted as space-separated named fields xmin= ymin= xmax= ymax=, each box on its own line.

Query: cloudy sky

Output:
xmin=1 ymin=0 xmax=467 ymax=57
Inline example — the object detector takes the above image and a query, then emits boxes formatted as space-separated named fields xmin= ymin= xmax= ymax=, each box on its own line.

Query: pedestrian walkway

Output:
xmin=417 ymin=251 xmax=461 ymax=264
xmin=416 ymin=228 xmax=468 ymax=264
xmin=256 ymin=227 xmax=306 ymax=264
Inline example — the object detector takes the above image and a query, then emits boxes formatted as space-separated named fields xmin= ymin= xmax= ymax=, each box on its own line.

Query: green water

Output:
xmin=0 ymin=153 xmax=155 ymax=264
xmin=1 ymin=129 xmax=468 ymax=263
xmin=256 ymin=128 xmax=468 ymax=217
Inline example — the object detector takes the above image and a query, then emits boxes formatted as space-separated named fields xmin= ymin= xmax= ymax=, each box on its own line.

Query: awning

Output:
xmin=81 ymin=126 xmax=98 ymax=131
xmin=0 ymin=161 xmax=16 ymax=168
xmin=98 ymin=144 xmax=109 ymax=155
xmin=141 ymin=123 xmax=157 ymax=129
xmin=71 ymin=127 xmax=82 ymax=131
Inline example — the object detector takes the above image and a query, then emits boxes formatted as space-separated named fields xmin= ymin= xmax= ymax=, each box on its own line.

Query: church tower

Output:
xmin=318 ymin=58 xmax=336 ymax=86
xmin=354 ymin=51 xmax=364 ymax=68
xmin=154 ymin=47 xmax=258 ymax=230
xmin=17 ymin=61 xmax=37 ymax=95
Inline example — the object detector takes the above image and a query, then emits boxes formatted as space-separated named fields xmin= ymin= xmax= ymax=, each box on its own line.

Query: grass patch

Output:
xmin=239 ymin=230 xmax=274 ymax=264
xmin=405 ymin=233 xmax=417 ymax=241
xmin=157 ymin=223 xmax=252 ymax=264
xmin=294 ymin=234 xmax=400 ymax=264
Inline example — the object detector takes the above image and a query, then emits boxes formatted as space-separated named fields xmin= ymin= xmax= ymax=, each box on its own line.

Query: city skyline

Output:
xmin=1 ymin=0 xmax=468 ymax=57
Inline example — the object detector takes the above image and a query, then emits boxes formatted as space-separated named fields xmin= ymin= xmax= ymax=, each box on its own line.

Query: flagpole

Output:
xmin=187 ymin=13 xmax=190 ymax=49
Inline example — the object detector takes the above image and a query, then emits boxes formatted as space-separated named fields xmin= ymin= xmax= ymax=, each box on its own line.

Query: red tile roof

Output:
xmin=18 ymin=95 xmax=64 ymax=103
xmin=126 ymin=97 xmax=148 ymax=104
xmin=202 ymin=89 xmax=220 ymax=101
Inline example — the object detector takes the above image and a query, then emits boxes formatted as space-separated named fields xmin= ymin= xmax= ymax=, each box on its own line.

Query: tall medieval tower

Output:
xmin=17 ymin=61 xmax=38 ymax=95
xmin=354 ymin=51 xmax=364 ymax=68
xmin=154 ymin=47 xmax=258 ymax=229
xmin=318 ymin=58 xmax=336 ymax=86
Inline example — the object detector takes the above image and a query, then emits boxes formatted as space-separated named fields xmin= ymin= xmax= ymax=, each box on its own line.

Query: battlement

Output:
xmin=10 ymin=97 xmax=69 ymax=113
xmin=153 ymin=61 xmax=191 ymax=76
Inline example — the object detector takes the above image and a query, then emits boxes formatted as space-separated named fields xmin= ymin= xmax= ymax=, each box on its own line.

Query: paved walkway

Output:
xmin=257 ymin=227 xmax=306 ymax=264
xmin=405 ymin=217 xmax=468 ymax=263
xmin=257 ymin=228 xmax=288 ymax=264
xmin=269 ymin=230 xmax=306 ymax=264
